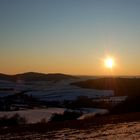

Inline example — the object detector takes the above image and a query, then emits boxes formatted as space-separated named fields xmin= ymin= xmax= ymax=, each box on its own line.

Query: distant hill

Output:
xmin=0 ymin=72 xmax=78 ymax=82
xmin=0 ymin=73 xmax=14 ymax=81
xmin=71 ymin=78 xmax=140 ymax=96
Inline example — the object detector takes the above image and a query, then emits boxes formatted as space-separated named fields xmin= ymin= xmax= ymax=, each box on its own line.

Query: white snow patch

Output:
xmin=0 ymin=108 xmax=65 ymax=124
xmin=78 ymin=108 xmax=109 ymax=120
xmin=0 ymin=79 xmax=114 ymax=100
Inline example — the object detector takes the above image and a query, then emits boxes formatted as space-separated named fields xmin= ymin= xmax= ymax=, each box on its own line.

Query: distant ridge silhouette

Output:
xmin=0 ymin=72 xmax=78 ymax=82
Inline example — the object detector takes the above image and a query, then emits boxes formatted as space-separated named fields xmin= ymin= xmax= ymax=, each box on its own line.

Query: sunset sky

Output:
xmin=0 ymin=0 xmax=140 ymax=75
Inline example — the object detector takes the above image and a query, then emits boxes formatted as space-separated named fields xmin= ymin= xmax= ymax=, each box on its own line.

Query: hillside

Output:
xmin=0 ymin=112 xmax=140 ymax=139
xmin=71 ymin=78 xmax=140 ymax=96
xmin=0 ymin=73 xmax=14 ymax=81
xmin=72 ymin=78 xmax=140 ymax=113
xmin=0 ymin=72 xmax=78 ymax=82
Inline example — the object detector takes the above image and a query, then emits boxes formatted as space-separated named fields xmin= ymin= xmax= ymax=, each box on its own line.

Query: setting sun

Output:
xmin=104 ymin=58 xmax=114 ymax=69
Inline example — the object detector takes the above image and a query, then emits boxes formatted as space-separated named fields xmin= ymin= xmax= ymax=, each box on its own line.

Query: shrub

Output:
xmin=50 ymin=111 xmax=82 ymax=122
xmin=0 ymin=114 xmax=26 ymax=126
xmin=65 ymin=96 xmax=96 ymax=109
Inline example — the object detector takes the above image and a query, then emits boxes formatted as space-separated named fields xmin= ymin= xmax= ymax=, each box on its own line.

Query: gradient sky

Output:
xmin=0 ymin=0 xmax=140 ymax=75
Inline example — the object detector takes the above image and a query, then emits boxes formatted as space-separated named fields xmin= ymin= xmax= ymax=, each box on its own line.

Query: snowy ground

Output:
xmin=0 ymin=121 xmax=140 ymax=139
xmin=44 ymin=122 xmax=140 ymax=140
xmin=0 ymin=108 xmax=65 ymax=123
xmin=0 ymin=79 xmax=114 ymax=101
xmin=77 ymin=108 xmax=109 ymax=120
xmin=0 ymin=108 xmax=110 ymax=124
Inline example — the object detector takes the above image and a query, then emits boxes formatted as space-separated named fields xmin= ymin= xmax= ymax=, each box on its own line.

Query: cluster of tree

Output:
xmin=0 ymin=92 xmax=39 ymax=111
xmin=72 ymin=78 xmax=140 ymax=96
xmin=72 ymin=78 xmax=140 ymax=113
xmin=0 ymin=114 xmax=26 ymax=126
xmin=49 ymin=111 xmax=82 ymax=122
xmin=64 ymin=96 xmax=111 ymax=109
xmin=111 ymin=95 xmax=140 ymax=114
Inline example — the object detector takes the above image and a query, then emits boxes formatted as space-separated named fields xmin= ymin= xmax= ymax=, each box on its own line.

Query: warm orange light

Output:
xmin=104 ymin=57 xmax=114 ymax=69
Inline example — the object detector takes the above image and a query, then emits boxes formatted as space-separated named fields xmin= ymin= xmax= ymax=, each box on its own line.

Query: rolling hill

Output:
xmin=0 ymin=72 xmax=78 ymax=82
xmin=71 ymin=78 xmax=140 ymax=96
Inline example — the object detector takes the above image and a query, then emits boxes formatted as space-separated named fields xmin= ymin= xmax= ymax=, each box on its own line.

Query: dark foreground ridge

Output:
xmin=0 ymin=112 xmax=140 ymax=135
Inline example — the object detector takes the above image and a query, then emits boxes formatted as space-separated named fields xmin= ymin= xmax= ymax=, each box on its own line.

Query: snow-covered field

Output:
xmin=0 ymin=79 xmax=114 ymax=101
xmin=0 ymin=79 xmax=139 ymax=139
xmin=77 ymin=108 xmax=109 ymax=120
xmin=0 ymin=108 xmax=109 ymax=124
xmin=0 ymin=92 xmax=15 ymax=97
xmin=0 ymin=108 xmax=65 ymax=124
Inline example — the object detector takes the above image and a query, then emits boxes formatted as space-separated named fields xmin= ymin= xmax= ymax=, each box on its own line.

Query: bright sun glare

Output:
xmin=104 ymin=57 xmax=114 ymax=69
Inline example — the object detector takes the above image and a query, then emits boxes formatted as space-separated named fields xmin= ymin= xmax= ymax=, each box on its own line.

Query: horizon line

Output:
xmin=0 ymin=71 xmax=140 ymax=77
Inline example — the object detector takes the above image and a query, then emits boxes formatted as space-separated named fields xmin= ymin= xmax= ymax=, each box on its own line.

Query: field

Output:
xmin=0 ymin=112 xmax=140 ymax=139
xmin=0 ymin=75 xmax=140 ymax=139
